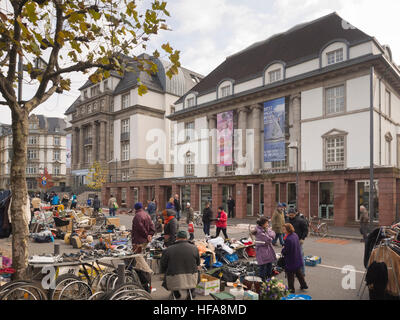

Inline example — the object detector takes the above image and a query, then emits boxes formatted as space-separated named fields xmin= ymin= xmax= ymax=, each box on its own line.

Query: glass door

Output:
xmin=222 ymin=185 xmax=233 ymax=212
xmin=180 ymin=185 xmax=191 ymax=209
xmin=356 ymin=180 xmax=379 ymax=221
xmin=319 ymin=182 xmax=334 ymax=219
xmin=200 ymin=185 xmax=212 ymax=212
xmin=247 ymin=184 xmax=254 ymax=217
xmin=287 ymin=183 xmax=297 ymax=210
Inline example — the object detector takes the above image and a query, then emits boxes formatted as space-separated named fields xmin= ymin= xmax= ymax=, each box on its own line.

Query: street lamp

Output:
xmin=289 ymin=142 xmax=299 ymax=210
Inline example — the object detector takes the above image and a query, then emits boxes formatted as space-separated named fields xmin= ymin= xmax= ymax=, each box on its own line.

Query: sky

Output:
xmin=1 ymin=0 xmax=400 ymax=125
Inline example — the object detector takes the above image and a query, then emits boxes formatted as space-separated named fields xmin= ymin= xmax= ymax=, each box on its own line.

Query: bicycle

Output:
xmin=193 ymin=211 xmax=203 ymax=227
xmin=307 ymin=216 xmax=329 ymax=238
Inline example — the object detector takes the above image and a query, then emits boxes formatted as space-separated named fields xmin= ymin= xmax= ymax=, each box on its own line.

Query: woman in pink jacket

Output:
xmin=215 ymin=206 xmax=228 ymax=239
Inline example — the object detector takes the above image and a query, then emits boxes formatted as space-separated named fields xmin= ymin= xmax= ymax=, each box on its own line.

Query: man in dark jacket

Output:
xmin=288 ymin=208 xmax=308 ymax=275
xmin=227 ymin=196 xmax=235 ymax=218
xmin=160 ymin=230 xmax=200 ymax=300
xmin=131 ymin=202 xmax=155 ymax=253
xmin=202 ymin=202 xmax=213 ymax=237
xmin=92 ymin=195 xmax=101 ymax=216
xmin=164 ymin=208 xmax=178 ymax=247
xmin=173 ymin=194 xmax=181 ymax=222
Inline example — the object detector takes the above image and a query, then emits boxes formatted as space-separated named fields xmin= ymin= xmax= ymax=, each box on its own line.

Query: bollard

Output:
xmin=54 ymin=244 xmax=60 ymax=255
xmin=117 ymin=263 xmax=125 ymax=286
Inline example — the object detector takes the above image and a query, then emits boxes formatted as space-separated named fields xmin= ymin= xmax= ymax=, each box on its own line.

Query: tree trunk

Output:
xmin=10 ymin=108 xmax=30 ymax=280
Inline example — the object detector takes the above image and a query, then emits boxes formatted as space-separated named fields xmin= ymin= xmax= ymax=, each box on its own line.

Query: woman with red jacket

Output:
xmin=214 ymin=206 xmax=228 ymax=239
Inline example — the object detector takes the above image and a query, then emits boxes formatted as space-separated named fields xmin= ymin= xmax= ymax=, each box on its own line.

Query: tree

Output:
xmin=86 ymin=161 xmax=106 ymax=190
xmin=0 ymin=0 xmax=180 ymax=279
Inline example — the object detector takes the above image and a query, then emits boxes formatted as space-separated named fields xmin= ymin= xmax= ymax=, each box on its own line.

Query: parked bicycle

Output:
xmin=193 ymin=211 xmax=203 ymax=227
xmin=307 ymin=216 xmax=329 ymax=238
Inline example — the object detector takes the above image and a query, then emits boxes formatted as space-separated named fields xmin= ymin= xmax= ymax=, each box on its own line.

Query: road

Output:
xmin=0 ymin=214 xmax=369 ymax=300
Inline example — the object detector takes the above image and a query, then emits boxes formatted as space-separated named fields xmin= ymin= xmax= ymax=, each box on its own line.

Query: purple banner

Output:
xmin=217 ymin=111 xmax=233 ymax=166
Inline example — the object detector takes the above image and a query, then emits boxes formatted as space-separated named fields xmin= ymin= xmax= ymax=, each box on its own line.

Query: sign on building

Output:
xmin=264 ymin=97 xmax=286 ymax=162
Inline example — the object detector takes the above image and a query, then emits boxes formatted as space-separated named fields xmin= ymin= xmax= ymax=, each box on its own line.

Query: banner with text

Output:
xmin=264 ymin=97 xmax=286 ymax=162
xmin=217 ymin=111 xmax=233 ymax=166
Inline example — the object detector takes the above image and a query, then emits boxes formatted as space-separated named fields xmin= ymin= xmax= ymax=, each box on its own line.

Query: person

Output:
xmin=92 ymin=195 xmax=101 ymax=216
xmin=51 ymin=193 xmax=60 ymax=207
xmin=70 ymin=193 xmax=77 ymax=209
xmin=131 ymin=202 xmax=155 ymax=253
xmin=43 ymin=192 xmax=49 ymax=204
xmin=108 ymin=195 xmax=117 ymax=217
xmin=281 ymin=223 xmax=308 ymax=294
xmin=184 ymin=202 xmax=195 ymax=241
xmin=164 ymin=208 xmax=178 ymax=247
xmin=163 ymin=197 xmax=175 ymax=222
xmin=61 ymin=194 xmax=69 ymax=208
xmin=202 ymin=202 xmax=213 ymax=237
xmin=49 ymin=191 xmax=55 ymax=205
xmin=359 ymin=205 xmax=370 ymax=243
xmin=282 ymin=203 xmax=288 ymax=222
xmin=215 ymin=206 xmax=228 ymax=239
xmin=173 ymin=194 xmax=181 ymax=222
xmin=254 ymin=216 xmax=276 ymax=281
xmin=271 ymin=203 xmax=285 ymax=246
xmin=147 ymin=198 xmax=157 ymax=224
xmin=160 ymin=230 xmax=200 ymax=300
xmin=31 ymin=193 xmax=41 ymax=222
xmin=227 ymin=196 xmax=235 ymax=218
xmin=287 ymin=208 xmax=308 ymax=275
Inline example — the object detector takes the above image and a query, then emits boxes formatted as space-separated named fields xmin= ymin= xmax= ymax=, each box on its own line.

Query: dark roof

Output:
xmin=177 ymin=12 xmax=372 ymax=102
xmin=46 ymin=117 xmax=67 ymax=134
xmin=64 ymin=97 xmax=81 ymax=115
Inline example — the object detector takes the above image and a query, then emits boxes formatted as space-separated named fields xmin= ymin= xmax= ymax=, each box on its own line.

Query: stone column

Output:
xmin=191 ymin=184 xmax=200 ymax=211
xmin=264 ymin=180 xmax=275 ymax=218
xmin=211 ymin=183 xmax=221 ymax=216
xmin=250 ymin=104 xmax=262 ymax=174
xmin=79 ymin=127 xmax=84 ymax=165
xmin=237 ymin=108 xmax=248 ymax=168
xmin=71 ymin=129 xmax=76 ymax=169
xmin=207 ymin=115 xmax=217 ymax=176
xmin=333 ymin=178 xmax=347 ymax=227
xmin=378 ymin=177 xmax=396 ymax=226
xmin=100 ymin=121 xmax=106 ymax=162
xmin=92 ymin=122 xmax=97 ymax=162
xmin=235 ymin=183 xmax=247 ymax=219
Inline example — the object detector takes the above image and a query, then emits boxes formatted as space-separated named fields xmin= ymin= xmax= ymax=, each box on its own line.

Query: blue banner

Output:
xmin=264 ymin=97 xmax=285 ymax=162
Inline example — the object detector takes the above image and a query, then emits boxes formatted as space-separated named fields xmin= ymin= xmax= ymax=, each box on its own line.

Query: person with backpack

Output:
xmin=108 ymin=195 xmax=118 ymax=217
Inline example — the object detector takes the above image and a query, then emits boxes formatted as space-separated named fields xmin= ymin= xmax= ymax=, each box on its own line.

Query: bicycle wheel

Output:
xmin=58 ymin=280 xmax=93 ymax=300
xmin=48 ymin=273 xmax=81 ymax=300
xmin=1 ymin=283 xmax=47 ymax=300
xmin=319 ymin=223 xmax=329 ymax=238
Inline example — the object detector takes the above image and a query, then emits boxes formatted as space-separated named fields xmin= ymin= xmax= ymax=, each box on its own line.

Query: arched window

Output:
xmin=263 ymin=61 xmax=285 ymax=85
xmin=320 ymin=40 xmax=349 ymax=68
xmin=217 ymin=79 xmax=234 ymax=99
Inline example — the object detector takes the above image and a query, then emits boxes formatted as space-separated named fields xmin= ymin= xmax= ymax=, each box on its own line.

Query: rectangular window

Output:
xmin=170 ymin=106 xmax=175 ymax=114
xmin=269 ymin=69 xmax=282 ymax=83
xmin=104 ymin=80 xmax=109 ymax=90
xmin=385 ymin=90 xmax=391 ymax=117
xmin=121 ymin=170 xmax=129 ymax=181
xmin=386 ymin=140 xmax=391 ymax=166
xmin=221 ymin=85 xmax=231 ymax=98
xmin=326 ymin=136 xmax=345 ymax=163
xmin=122 ymin=143 xmax=129 ymax=161
xmin=121 ymin=119 xmax=130 ymax=134
xmin=187 ymin=97 xmax=195 ymax=108
xmin=326 ymin=85 xmax=345 ymax=115
xmin=121 ymin=93 xmax=130 ymax=109
xmin=90 ymin=85 xmax=100 ymax=97
xmin=54 ymin=150 xmax=60 ymax=161
xmin=54 ymin=136 xmax=60 ymax=146
xmin=26 ymin=165 xmax=37 ymax=174
xmin=84 ymin=90 xmax=88 ymax=98
xmin=185 ymin=122 xmax=195 ymax=141
xmin=28 ymin=136 xmax=37 ymax=145
xmin=327 ymin=48 xmax=344 ymax=65
xmin=27 ymin=149 xmax=38 ymax=160
xmin=185 ymin=154 xmax=195 ymax=176
xmin=53 ymin=166 xmax=60 ymax=176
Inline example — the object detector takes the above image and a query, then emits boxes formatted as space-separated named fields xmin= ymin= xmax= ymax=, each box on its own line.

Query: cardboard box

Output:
xmin=196 ymin=274 xmax=220 ymax=296
xmin=107 ymin=217 xmax=120 ymax=228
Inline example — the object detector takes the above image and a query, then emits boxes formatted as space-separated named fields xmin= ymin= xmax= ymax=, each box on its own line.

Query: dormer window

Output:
xmin=221 ymin=85 xmax=231 ymax=98
xmin=91 ymin=85 xmax=100 ymax=97
xmin=84 ymin=90 xmax=88 ymax=98
xmin=268 ymin=69 xmax=282 ymax=83
xmin=187 ymin=97 xmax=195 ymax=108
xmin=121 ymin=93 xmax=130 ymax=109
xmin=104 ymin=80 xmax=109 ymax=90
xmin=327 ymin=48 xmax=344 ymax=65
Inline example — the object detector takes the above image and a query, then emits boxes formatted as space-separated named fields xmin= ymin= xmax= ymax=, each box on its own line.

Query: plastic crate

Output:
xmin=304 ymin=256 xmax=321 ymax=266
xmin=224 ymin=253 xmax=239 ymax=263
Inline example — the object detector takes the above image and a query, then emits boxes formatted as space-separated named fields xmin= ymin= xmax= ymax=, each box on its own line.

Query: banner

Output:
xmin=66 ymin=134 xmax=72 ymax=168
xmin=217 ymin=111 xmax=233 ymax=166
xmin=264 ymin=97 xmax=286 ymax=162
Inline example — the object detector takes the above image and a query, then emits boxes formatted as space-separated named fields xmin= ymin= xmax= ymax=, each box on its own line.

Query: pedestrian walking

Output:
xmin=174 ymin=194 xmax=182 ymax=222
xmin=254 ymin=216 xmax=276 ymax=281
xmin=227 ymin=196 xmax=235 ymax=218
xmin=147 ymin=198 xmax=157 ymax=224
xmin=131 ymin=202 xmax=155 ymax=254
xmin=160 ymin=230 xmax=200 ymax=300
xmin=215 ymin=206 xmax=228 ymax=239
xmin=70 ymin=193 xmax=77 ymax=209
xmin=287 ymin=208 xmax=308 ymax=275
xmin=202 ymin=202 xmax=213 ymax=237
xmin=92 ymin=195 xmax=101 ymax=216
xmin=184 ymin=202 xmax=195 ymax=241
xmin=164 ymin=208 xmax=178 ymax=247
xmin=271 ymin=203 xmax=285 ymax=246
xmin=108 ymin=195 xmax=118 ymax=217
xmin=281 ymin=223 xmax=308 ymax=294
xmin=359 ymin=205 xmax=370 ymax=242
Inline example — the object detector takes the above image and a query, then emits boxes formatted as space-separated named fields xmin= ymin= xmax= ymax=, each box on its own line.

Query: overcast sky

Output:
xmin=1 ymin=0 xmax=400 ymax=125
